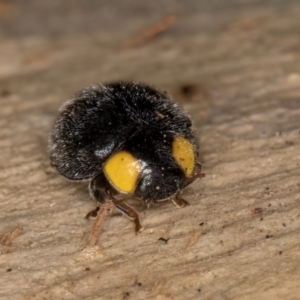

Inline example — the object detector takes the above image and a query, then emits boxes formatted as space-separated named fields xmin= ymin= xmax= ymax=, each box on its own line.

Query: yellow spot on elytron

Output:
xmin=104 ymin=151 xmax=141 ymax=194
xmin=172 ymin=136 xmax=195 ymax=177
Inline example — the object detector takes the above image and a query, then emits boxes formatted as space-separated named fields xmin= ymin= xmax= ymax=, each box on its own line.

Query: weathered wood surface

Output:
xmin=1 ymin=1 xmax=300 ymax=299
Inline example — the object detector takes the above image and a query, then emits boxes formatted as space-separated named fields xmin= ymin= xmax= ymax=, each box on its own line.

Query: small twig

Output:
xmin=121 ymin=14 xmax=179 ymax=49
xmin=85 ymin=202 xmax=115 ymax=248
xmin=158 ymin=237 xmax=170 ymax=244
xmin=0 ymin=227 xmax=23 ymax=253
xmin=182 ymin=229 xmax=203 ymax=252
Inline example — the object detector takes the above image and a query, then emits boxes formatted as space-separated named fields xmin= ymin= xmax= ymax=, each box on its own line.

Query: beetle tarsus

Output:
xmin=85 ymin=206 xmax=101 ymax=219
xmin=172 ymin=196 xmax=190 ymax=208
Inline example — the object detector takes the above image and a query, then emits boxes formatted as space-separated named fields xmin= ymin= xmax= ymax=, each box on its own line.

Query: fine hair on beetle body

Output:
xmin=49 ymin=81 xmax=205 ymax=233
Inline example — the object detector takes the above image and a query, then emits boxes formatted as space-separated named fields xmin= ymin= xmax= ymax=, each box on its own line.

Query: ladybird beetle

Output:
xmin=49 ymin=82 xmax=204 ymax=232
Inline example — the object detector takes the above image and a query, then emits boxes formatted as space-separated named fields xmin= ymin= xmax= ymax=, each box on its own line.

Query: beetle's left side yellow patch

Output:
xmin=172 ymin=136 xmax=195 ymax=177
xmin=103 ymin=151 xmax=141 ymax=194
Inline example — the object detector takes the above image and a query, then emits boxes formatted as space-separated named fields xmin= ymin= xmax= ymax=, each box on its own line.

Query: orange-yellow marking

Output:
xmin=172 ymin=136 xmax=195 ymax=177
xmin=104 ymin=151 xmax=141 ymax=194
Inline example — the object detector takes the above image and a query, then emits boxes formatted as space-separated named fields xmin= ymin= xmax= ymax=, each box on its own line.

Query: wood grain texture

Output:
xmin=0 ymin=1 xmax=300 ymax=299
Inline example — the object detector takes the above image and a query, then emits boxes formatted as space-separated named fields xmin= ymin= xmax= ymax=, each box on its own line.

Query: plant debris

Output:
xmin=84 ymin=202 xmax=115 ymax=248
xmin=0 ymin=227 xmax=23 ymax=253
xmin=121 ymin=14 xmax=179 ymax=49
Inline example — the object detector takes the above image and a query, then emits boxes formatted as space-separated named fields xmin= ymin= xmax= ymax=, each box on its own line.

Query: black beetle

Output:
xmin=49 ymin=82 xmax=204 ymax=232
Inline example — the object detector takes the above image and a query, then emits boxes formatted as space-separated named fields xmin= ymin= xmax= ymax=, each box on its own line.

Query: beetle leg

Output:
xmin=85 ymin=206 xmax=100 ymax=219
xmin=182 ymin=162 xmax=205 ymax=188
xmin=106 ymin=187 xmax=143 ymax=233
xmin=172 ymin=196 xmax=190 ymax=208
xmin=86 ymin=177 xmax=106 ymax=219
xmin=114 ymin=200 xmax=144 ymax=233
xmin=87 ymin=174 xmax=113 ymax=219
xmin=89 ymin=174 xmax=107 ymax=204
